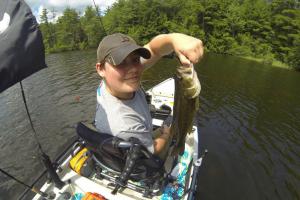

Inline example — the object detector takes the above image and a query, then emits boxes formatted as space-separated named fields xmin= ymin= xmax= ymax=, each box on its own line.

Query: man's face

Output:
xmin=98 ymin=52 xmax=144 ymax=99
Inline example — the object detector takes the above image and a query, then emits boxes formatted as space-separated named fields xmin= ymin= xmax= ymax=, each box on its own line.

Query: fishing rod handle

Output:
xmin=32 ymin=187 xmax=55 ymax=199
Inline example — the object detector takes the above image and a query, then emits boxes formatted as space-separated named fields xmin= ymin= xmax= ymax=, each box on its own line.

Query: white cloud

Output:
xmin=25 ymin=0 xmax=117 ymax=23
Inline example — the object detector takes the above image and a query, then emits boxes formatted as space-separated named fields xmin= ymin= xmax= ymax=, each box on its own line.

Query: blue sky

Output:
xmin=24 ymin=0 xmax=117 ymax=22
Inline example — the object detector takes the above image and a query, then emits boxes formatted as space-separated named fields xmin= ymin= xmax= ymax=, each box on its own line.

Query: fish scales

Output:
xmin=171 ymin=64 xmax=201 ymax=156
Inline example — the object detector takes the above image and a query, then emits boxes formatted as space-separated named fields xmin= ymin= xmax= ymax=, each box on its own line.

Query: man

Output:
xmin=95 ymin=33 xmax=203 ymax=158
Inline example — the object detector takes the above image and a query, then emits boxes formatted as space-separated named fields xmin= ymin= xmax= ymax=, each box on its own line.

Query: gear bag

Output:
xmin=69 ymin=148 xmax=94 ymax=177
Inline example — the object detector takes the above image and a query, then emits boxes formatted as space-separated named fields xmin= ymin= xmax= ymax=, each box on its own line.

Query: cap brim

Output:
xmin=110 ymin=43 xmax=151 ymax=65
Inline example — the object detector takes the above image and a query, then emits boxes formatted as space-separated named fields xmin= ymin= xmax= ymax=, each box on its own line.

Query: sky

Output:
xmin=24 ymin=0 xmax=117 ymax=22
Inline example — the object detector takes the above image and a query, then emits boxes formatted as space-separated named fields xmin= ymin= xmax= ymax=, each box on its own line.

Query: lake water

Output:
xmin=0 ymin=50 xmax=299 ymax=200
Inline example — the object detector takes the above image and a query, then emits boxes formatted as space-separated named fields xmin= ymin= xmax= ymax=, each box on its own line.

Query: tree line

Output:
xmin=39 ymin=0 xmax=300 ymax=70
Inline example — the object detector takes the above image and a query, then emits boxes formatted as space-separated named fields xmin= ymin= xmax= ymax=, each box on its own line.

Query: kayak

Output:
xmin=1 ymin=2 xmax=205 ymax=199
xmin=19 ymin=78 xmax=202 ymax=200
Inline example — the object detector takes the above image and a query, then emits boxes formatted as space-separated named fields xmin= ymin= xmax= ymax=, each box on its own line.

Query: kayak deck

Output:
xmin=30 ymin=78 xmax=200 ymax=200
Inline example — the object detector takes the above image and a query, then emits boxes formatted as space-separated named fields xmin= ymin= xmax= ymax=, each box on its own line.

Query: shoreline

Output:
xmin=240 ymin=56 xmax=292 ymax=70
xmin=46 ymin=48 xmax=294 ymax=70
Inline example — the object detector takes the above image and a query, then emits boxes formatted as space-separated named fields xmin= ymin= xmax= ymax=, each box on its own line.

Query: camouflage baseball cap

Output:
xmin=97 ymin=33 xmax=151 ymax=65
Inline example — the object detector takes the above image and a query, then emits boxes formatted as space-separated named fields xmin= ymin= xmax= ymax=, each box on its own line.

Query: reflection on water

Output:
xmin=0 ymin=51 xmax=299 ymax=199
xmin=194 ymin=54 xmax=300 ymax=200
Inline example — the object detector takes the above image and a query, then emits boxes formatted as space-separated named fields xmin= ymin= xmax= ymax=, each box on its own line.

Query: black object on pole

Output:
xmin=0 ymin=0 xmax=65 ymax=192
xmin=0 ymin=0 xmax=47 ymax=93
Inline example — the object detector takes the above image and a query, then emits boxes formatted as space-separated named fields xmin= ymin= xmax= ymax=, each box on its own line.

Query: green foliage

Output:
xmin=81 ymin=6 xmax=105 ymax=48
xmin=39 ymin=0 xmax=300 ymax=70
xmin=40 ymin=8 xmax=48 ymax=24
xmin=55 ymin=8 xmax=82 ymax=50
xmin=270 ymin=0 xmax=300 ymax=67
xmin=286 ymin=35 xmax=300 ymax=70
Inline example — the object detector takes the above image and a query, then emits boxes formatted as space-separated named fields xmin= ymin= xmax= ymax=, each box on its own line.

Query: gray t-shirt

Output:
xmin=95 ymin=81 xmax=154 ymax=153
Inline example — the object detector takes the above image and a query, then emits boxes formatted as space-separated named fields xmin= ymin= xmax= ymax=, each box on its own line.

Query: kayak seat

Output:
xmin=76 ymin=122 xmax=125 ymax=172
xmin=76 ymin=122 xmax=165 ymax=194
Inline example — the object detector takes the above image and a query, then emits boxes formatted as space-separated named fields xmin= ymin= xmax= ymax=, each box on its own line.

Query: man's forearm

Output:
xmin=153 ymin=133 xmax=170 ymax=155
xmin=143 ymin=34 xmax=174 ymax=67
xmin=142 ymin=33 xmax=203 ymax=68
xmin=146 ymin=34 xmax=174 ymax=56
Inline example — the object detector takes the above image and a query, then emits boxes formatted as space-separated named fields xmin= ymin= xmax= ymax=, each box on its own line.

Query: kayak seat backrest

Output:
xmin=76 ymin=122 xmax=164 ymax=181
xmin=76 ymin=122 xmax=127 ymax=172
xmin=76 ymin=122 xmax=112 ymax=147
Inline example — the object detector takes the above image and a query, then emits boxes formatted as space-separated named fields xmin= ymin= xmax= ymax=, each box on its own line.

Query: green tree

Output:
xmin=271 ymin=0 xmax=300 ymax=65
xmin=40 ymin=8 xmax=48 ymax=24
xmin=56 ymin=8 xmax=84 ymax=50
xmin=40 ymin=8 xmax=56 ymax=51
xmin=37 ymin=0 xmax=299 ymax=70
xmin=81 ymin=6 xmax=105 ymax=48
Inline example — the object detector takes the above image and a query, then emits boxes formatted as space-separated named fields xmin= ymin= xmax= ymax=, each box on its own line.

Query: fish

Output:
xmin=170 ymin=64 xmax=201 ymax=156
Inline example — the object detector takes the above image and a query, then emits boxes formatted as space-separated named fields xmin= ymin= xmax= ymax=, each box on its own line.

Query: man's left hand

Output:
xmin=171 ymin=33 xmax=204 ymax=66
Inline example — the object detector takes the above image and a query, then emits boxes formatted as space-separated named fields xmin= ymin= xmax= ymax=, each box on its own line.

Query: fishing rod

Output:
xmin=19 ymin=81 xmax=65 ymax=189
xmin=0 ymin=83 xmax=66 ymax=198
xmin=0 ymin=168 xmax=55 ymax=199
xmin=2 ymin=1 xmax=105 ymax=195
